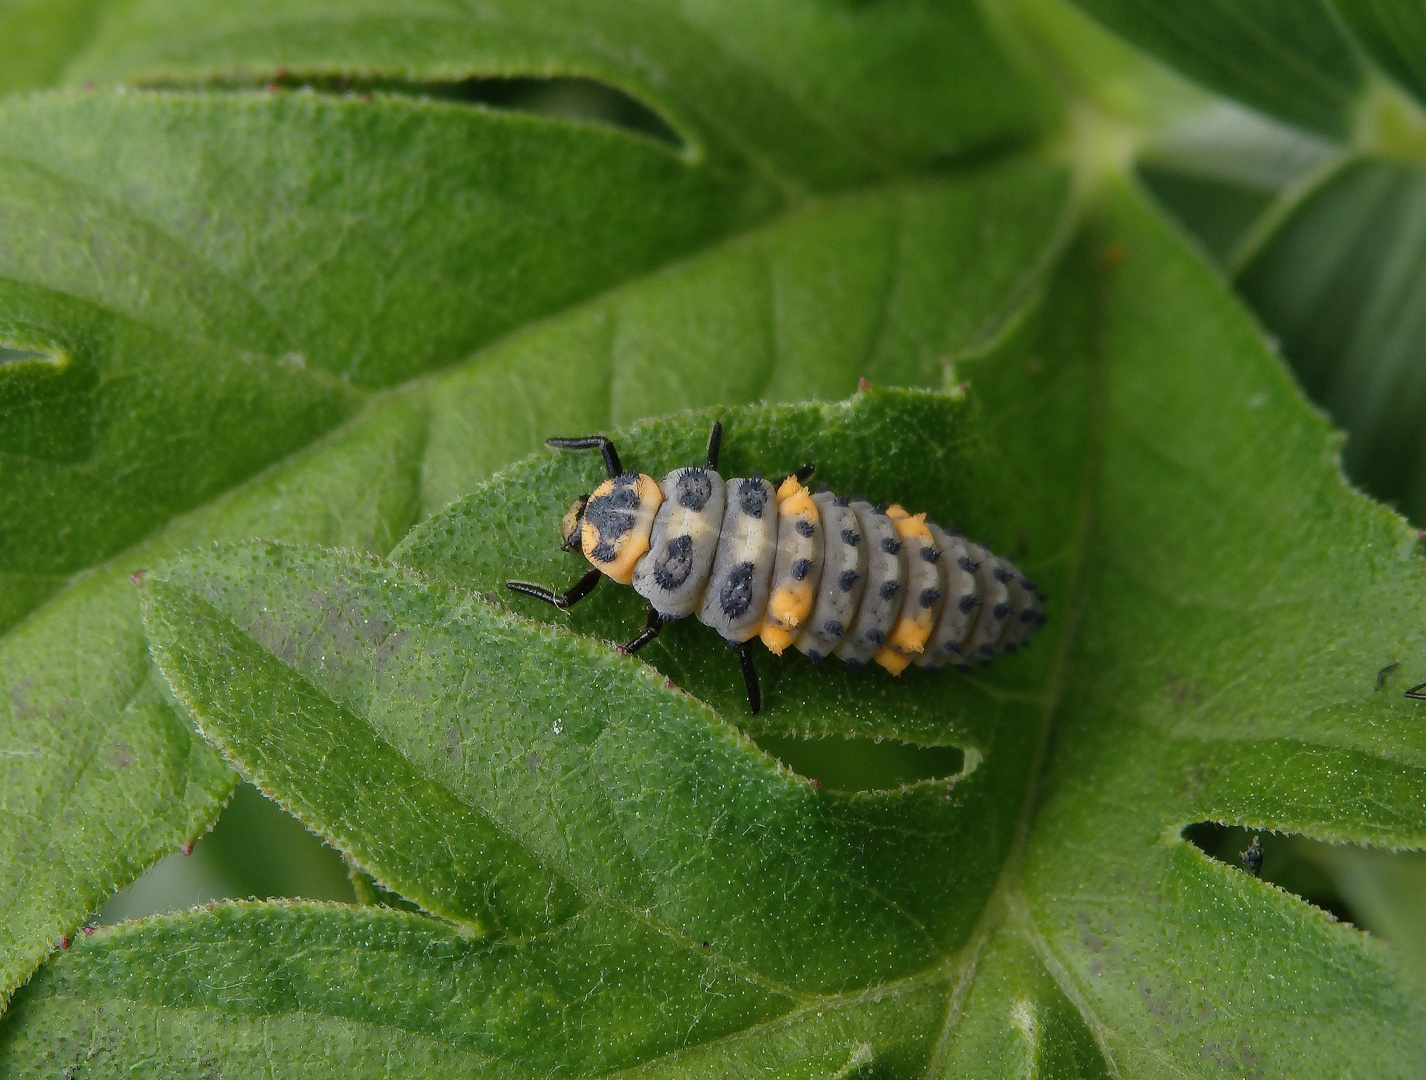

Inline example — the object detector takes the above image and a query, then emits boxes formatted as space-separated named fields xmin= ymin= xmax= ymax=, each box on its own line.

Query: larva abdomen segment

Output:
xmin=793 ymin=492 xmax=867 ymax=663
xmin=617 ymin=468 xmax=1041 ymax=671
xmin=760 ymin=477 xmax=825 ymax=655
xmin=696 ymin=476 xmax=778 ymax=642
xmin=633 ymin=467 xmax=726 ymax=618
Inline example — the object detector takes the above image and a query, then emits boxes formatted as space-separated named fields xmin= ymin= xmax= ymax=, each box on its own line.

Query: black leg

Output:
xmin=506 ymin=568 xmax=602 ymax=610
xmin=777 ymin=462 xmax=816 ymax=487
xmin=737 ymin=641 xmax=762 ymax=715
xmin=1407 ymin=681 xmax=1426 ymax=700
xmin=623 ymin=604 xmax=670 ymax=654
xmin=705 ymin=420 xmax=723 ymax=471
xmin=545 ymin=435 xmax=623 ymax=479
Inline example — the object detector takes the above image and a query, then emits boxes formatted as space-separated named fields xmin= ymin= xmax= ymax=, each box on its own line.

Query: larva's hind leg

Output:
xmin=506 ymin=568 xmax=602 ymax=610
xmin=623 ymin=603 xmax=671 ymax=654
xmin=736 ymin=641 xmax=762 ymax=715
xmin=705 ymin=420 xmax=723 ymax=470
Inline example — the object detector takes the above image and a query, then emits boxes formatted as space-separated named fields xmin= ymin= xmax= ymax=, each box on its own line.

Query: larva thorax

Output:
xmin=576 ymin=466 xmax=1044 ymax=675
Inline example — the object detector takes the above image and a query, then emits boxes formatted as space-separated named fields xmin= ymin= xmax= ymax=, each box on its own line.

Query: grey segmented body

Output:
xmin=507 ymin=421 xmax=1046 ymax=712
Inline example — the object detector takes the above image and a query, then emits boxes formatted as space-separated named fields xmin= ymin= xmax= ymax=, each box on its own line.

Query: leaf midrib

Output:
xmin=924 ymin=210 xmax=1109 ymax=1076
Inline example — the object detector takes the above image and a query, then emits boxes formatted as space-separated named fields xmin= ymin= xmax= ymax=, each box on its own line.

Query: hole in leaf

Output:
xmin=753 ymin=734 xmax=964 ymax=792
xmin=151 ymin=73 xmax=685 ymax=150
xmin=1183 ymin=822 xmax=1360 ymax=925
xmin=0 ymin=342 xmax=64 ymax=367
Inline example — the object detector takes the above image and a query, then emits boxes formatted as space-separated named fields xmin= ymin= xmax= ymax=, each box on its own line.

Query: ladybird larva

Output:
xmin=507 ymin=421 xmax=1045 ymax=713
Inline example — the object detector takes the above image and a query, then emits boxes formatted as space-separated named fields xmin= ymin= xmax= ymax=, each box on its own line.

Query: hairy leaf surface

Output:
xmin=0 ymin=157 xmax=1072 ymax=1011
xmin=7 ymin=181 xmax=1425 ymax=1076
xmin=1066 ymin=0 xmax=1365 ymax=136
xmin=0 ymin=0 xmax=1059 ymax=1006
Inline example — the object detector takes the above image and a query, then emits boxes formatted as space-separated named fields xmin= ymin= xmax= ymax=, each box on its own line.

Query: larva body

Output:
xmin=508 ymin=421 xmax=1046 ymax=712
xmin=584 ymin=469 xmax=1043 ymax=674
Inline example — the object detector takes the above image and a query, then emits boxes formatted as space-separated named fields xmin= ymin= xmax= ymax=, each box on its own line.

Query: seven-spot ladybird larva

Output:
xmin=506 ymin=420 xmax=1046 ymax=713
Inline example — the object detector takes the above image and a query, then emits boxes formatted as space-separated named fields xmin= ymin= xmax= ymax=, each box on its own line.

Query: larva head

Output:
xmin=576 ymin=473 xmax=664 ymax=584
xmin=560 ymin=495 xmax=589 ymax=551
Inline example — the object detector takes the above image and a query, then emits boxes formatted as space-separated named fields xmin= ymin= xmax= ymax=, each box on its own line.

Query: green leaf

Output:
xmin=139 ymin=528 xmax=1023 ymax=981
xmin=0 ymin=0 xmax=110 ymax=95
xmin=1065 ymin=0 xmax=1366 ymax=136
xmin=1016 ymin=181 xmax=1426 ymax=1076
xmin=52 ymin=0 xmax=1057 ymax=190
xmin=1332 ymin=0 xmax=1426 ymax=111
xmin=0 ymin=157 xmax=1074 ymax=1014
xmin=1236 ymin=155 xmax=1426 ymax=521
xmin=0 ymin=90 xmax=775 ymax=627
xmin=15 ymin=177 xmax=1426 ymax=1077
xmin=0 ymin=901 xmax=950 ymax=1078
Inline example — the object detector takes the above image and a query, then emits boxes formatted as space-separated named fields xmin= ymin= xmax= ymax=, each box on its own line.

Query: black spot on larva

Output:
xmin=675 ymin=469 xmax=713 ymax=511
xmin=879 ymin=580 xmax=899 ymax=600
xmin=792 ymin=558 xmax=812 ymax=581
xmin=957 ymin=555 xmax=979 ymax=573
xmin=943 ymin=640 xmax=962 ymax=654
xmin=591 ymin=539 xmax=620 ymax=564
xmin=838 ymin=569 xmax=860 ymax=592
xmin=978 ymin=643 xmax=996 ymax=657
xmin=873 ymin=502 xmax=889 ymax=514
xmin=719 ymin=561 xmax=756 ymax=619
xmin=612 ymin=472 xmax=639 ymax=488
xmin=584 ymin=491 xmax=638 ymax=544
xmin=993 ymin=566 xmax=1013 ymax=584
xmin=795 ymin=519 xmax=815 ymax=538
xmin=653 ymin=534 xmax=695 ymax=591
xmin=844 ymin=657 xmax=864 ymax=671
xmin=958 ymin=594 xmax=981 ymax=613
xmin=841 ymin=529 xmax=861 ymax=546
xmin=807 ymin=649 xmax=824 ymax=665
xmin=993 ymin=603 xmax=1012 ymax=620
xmin=1003 ymin=642 xmax=1019 ymax=653
xmin=739 ymin=482 xmax=769 ymax=518
xmin=1020 ymin=608 xmax=1039 ymax=623
xmin=823 ymin=620 xmax=844 ymax=638
xmin=834 ymin=494 xmax=852 ymax=507
xmin=881 ymin=537 xmax=902 ymax=555
xmin=866 ymin=629 xmax=885 ymax=645
xmin=920 ymin=588 xmax=940 ymax=608
xmin=921 ymin=546 xmax=941 ymax=563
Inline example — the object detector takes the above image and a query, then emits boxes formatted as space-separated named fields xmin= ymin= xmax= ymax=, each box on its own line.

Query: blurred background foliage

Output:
xmin=89 ymin=0 xmax=1426 ymax=985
